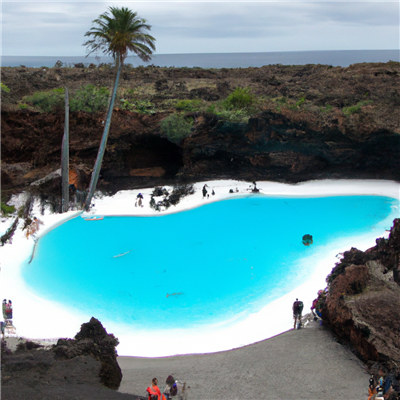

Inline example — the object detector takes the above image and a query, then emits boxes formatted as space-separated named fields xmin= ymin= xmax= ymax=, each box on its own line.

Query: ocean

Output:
xmin=2 ymin=50 xmax=399 ymax=69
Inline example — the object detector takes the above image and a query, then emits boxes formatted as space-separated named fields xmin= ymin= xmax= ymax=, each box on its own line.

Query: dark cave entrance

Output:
xmin=124 ymin=135 xmax=183 ymax=178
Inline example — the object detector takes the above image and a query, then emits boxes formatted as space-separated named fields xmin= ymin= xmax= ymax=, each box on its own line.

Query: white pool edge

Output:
xmin=1 ymin=179 xmax=399 ymax=357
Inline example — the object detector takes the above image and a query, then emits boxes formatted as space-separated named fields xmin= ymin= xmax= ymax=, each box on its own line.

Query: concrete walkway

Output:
xmin=118 ymin=320 xmax=369 ymax=400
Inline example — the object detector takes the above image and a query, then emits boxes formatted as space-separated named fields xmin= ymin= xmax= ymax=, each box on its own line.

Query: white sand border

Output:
xmin=1 ymin=179 xmax=399 ymax=356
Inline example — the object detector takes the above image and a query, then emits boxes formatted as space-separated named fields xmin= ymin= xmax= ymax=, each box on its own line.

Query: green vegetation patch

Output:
xmin=1 ymin=82 xmax=10 ymax=93
xmin=22 ymin=85 xmax=110 ymax=113
xmin=223 ymin=87 xmax=256 ymax=110
xmin=70 ymin=85 xmax=109 ymax=112
xmin=23 ymin=88 xmax=65 ymax=112
xmin=343 ymin=100 xmax=373 ymax=116
xmin=1 ymin=202 xmax=16 ymax=217
xmin=160 ymin=114 xmax=193 ymax=143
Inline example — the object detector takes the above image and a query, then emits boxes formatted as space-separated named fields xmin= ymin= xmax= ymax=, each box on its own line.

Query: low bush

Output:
xmin=175 ymin=99 xmax=204 ymax=112
xmin=70 ymin=85 xmax=109 ymax=112
xmin=23 ymin=88 xmax=65 ymax=112
xmin=223 ymin=87 xmax=255 ymax=110
xmin=160 ymin=114 xmax=193 ymax=143
xmin=23 ymin=85 xmax=110 ymax=113
xmin=1 ymin=82 xmax=10 ymax=93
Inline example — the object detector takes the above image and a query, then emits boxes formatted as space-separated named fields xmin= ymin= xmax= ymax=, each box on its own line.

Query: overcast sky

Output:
xmin=1 ymin=1 xmax=399 ymax=56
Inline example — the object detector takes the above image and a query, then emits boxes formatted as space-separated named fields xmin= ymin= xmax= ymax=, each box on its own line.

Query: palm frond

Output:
xmin=83 ymin=6 xmax=156 ymax=62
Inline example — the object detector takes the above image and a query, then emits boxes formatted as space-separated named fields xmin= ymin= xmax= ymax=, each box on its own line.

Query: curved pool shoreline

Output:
xmin=2 ymin=179 xmax=399 ymax=356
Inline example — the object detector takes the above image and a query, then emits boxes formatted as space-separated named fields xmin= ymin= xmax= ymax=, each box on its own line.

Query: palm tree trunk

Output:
xmin=61 ymin=87 xmax=69 ymax=213
xmin=83 ymin=61 xmax=123 ymax=211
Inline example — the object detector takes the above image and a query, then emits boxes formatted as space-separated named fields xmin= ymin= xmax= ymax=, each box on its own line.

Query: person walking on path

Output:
xmin=147 ymin=377 xmax=167 ymax=400
xmin=292 ymin=298 xmax=303 ymax=329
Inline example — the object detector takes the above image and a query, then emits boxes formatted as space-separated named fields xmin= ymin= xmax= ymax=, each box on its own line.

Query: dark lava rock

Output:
xmin=321 ymin=219 xmax=400 ymax=375
xmin=53 ymin=317 xmax=122 ymax=389
xmin=1 ymin=318 xmax=140 ymax=400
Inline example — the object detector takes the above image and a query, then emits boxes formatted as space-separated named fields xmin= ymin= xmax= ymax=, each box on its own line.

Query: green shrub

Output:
xmin=23 ymin=88 xmax=65 ymax=112
xmin=70 ymin=85 xmax=109 ymax=112
xmin=1 ymin=202 xmax=15 ymax=216
xmin=215 ymin=108 xmax=249 ymax=123
xmin=223 ymin=87 xmax=255 ymax=110
xmin=120 ymin=98 xmax=155 ymax=114
xmin=1 ymin=82 xmax=10 ymax=93
xmin=18 ymin=103 xmax=28 ymax=109
xmin=343 ymin=100 xmax=373 ymax=116
xmin=175 ymin=99 xmax=203 ymax=112
xmin=160 ymin=114 xmax=193 ymax=142
xmin=54 ymin=60 xmax=64 ymax=68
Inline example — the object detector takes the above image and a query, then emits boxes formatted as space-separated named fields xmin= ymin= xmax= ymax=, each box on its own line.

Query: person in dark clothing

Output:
xmin=292 ymin=298 xmax=303 ymax=329
xmin=202 ymin=185 xmax=208 ymax=198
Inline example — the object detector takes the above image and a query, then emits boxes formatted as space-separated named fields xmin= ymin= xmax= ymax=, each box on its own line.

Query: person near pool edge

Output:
xmin=292 ymin=298 xmax=303 ymax=329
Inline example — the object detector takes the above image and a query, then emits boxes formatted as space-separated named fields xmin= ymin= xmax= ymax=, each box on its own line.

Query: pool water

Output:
xmin=23 ymin=195 xmax=397 ymax=329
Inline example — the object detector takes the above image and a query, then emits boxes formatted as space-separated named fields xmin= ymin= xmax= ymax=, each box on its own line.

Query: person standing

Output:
xmin=2 ymin=299 xmax=7 ymax=319
xmin=137 ymin=193 xmax=144 ymax=207
xmin=202 ymin=185 xmax=208 ymax=198
xmin=5 ymin=300 xmax=13 ymax=320
xmin=292 ymin=298 xmax=303 ymax=329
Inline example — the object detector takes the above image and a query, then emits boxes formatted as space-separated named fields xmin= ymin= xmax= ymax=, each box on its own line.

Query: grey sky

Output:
xmin=1 ymin=1 xmax=399 ymax=56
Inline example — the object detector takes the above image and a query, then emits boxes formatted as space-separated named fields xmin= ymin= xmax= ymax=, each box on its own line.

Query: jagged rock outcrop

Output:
xmin=321 ymin=219 xmax=400 ymax=371
xmin=53 ymin=317 xmax=122 ymax=389
xmin=0 ymin=318 xmax=137 ymax=400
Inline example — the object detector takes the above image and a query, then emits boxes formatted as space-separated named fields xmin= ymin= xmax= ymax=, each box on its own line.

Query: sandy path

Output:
xmin=118 ymin=320 xmax=369 ymax=400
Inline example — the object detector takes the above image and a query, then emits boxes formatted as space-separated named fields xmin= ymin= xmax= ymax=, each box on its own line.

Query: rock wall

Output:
xmin=321 ymin=219 xmax=400 ymax=371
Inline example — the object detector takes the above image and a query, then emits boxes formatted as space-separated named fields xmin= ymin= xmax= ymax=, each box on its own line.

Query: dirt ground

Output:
xmin=117 ymin=319 xmax=369 ymax=400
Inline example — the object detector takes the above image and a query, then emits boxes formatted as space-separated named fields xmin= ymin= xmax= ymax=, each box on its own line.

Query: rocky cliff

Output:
xmin=320 ymin=218 xmax=400 ymax=391
xmin=1 ymin=62 xmax=399 ymax=203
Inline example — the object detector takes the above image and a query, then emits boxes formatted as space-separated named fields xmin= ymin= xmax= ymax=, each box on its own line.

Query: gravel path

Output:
xmin=118 ymin=320 xmax=369 ymax=400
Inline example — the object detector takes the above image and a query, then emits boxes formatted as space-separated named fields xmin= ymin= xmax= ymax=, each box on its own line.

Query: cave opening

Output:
xmin=124 ymin=135 xmax=184 ymax=178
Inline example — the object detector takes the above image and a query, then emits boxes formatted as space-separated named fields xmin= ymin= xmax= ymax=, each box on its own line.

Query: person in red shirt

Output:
xmin=147 ymin=378 xmax=167 ymax=400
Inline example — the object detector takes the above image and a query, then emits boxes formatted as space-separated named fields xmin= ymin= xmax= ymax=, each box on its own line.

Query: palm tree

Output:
xmin=82 ymin=7 xmax=156 ymax=210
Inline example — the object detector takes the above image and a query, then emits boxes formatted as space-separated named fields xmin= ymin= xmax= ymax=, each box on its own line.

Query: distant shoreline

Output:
xmin=2 ymin=49 xmax=399 ymax=69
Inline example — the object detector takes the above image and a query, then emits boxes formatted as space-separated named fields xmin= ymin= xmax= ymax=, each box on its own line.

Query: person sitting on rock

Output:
xmin=147 ymin=377 xmax=167 ymax=400
xmin=311 ymin=298 xmax=318 ymax=320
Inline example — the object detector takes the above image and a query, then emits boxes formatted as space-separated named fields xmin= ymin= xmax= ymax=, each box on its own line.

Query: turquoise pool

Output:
xmin=23 ymin=195 xmax=397 ymax=329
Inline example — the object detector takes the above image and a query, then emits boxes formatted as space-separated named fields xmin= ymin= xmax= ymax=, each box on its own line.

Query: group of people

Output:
xmin=2 ymin=299 xmax=13 ymax=320
xmin=292 ymin=292 xmax=325 ymax=329
xmin=147 ymin=375 xmax=180 ymax=400
xmin=368 ymin=374 xmax=393 ymax=399
xmin=202 ymin=184 xmax=215 ymax=199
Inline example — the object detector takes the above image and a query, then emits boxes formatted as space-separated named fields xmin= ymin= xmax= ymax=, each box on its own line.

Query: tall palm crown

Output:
xmin=81 ymin=7 xmax=155 ymax=211
xmin=83 ymin=6 xmax=156 ymax=64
